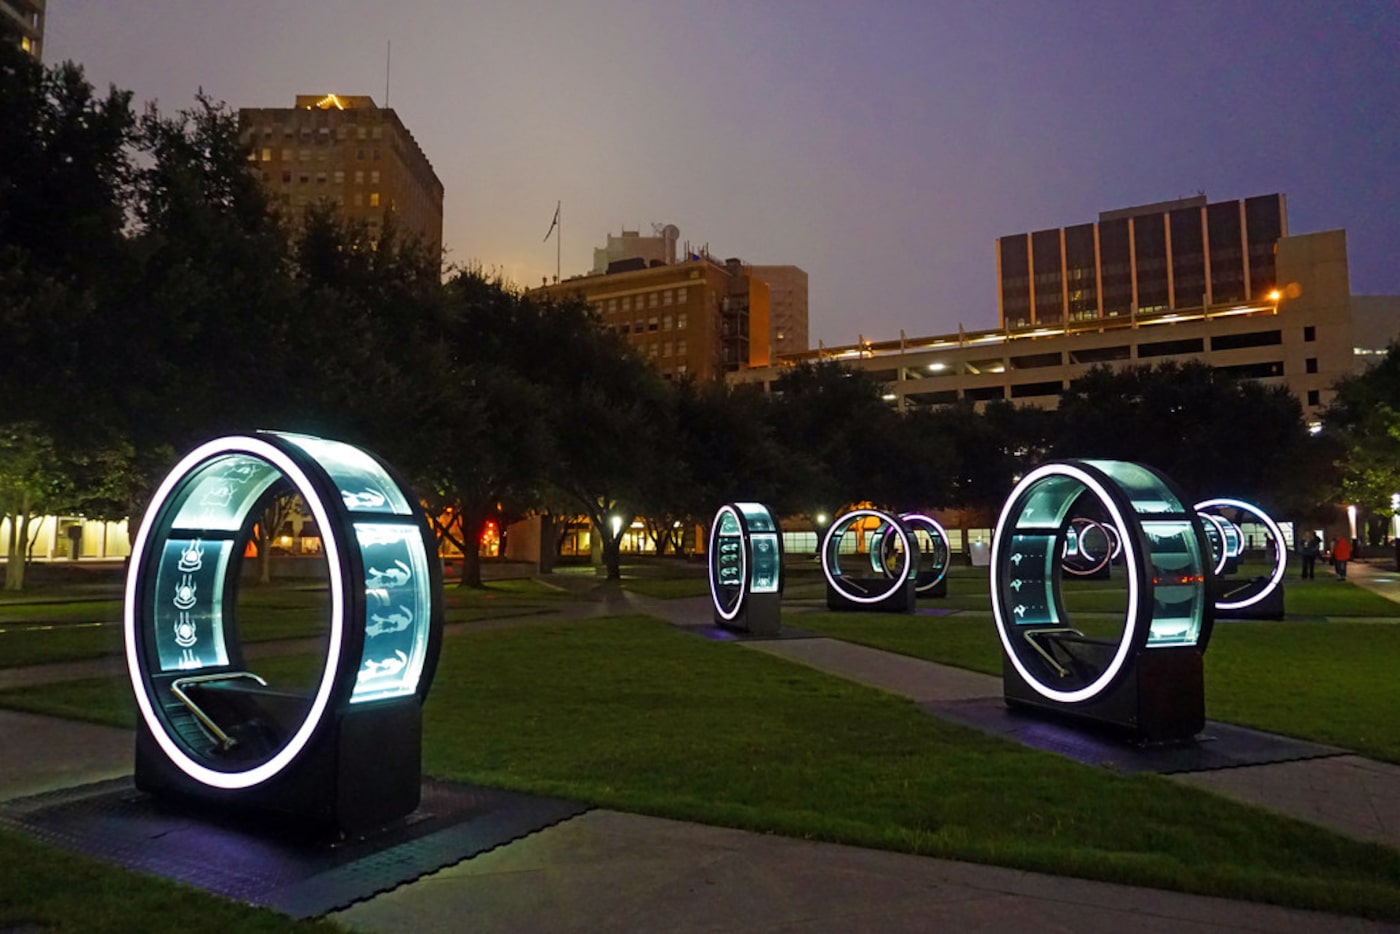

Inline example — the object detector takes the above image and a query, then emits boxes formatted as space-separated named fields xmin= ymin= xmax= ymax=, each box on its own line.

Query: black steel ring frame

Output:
xmin=822 ymin=508 xmax=916 ymax=605
xmin=991 ymin=459 xmax=1213 ymax=705
xmin=124 ymin=431 xmax=443 ymax=792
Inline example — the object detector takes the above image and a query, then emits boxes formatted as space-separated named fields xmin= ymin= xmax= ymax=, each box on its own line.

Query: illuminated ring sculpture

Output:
xmin=1197 ymin=512 xmax=1232 ymax=577
xmin=1195 ymin=498 xmax=1287 ymax=617
xmin=1062 ymin=517 xmax=1112 ymax=577
xmin=822 ymin=509 xmax=918 ymax=612
xmin=992 ymin=460 xmax=1213 ymax=740
xmin=896 ymin=513 xmax=951 ymax=595
xmin=125 ymin=431 xmax=443 ymax=833
xmin=869 ymin=513 xmax=951 ymax=595
xmin=708 ymin=503 xmax=784 ymax=634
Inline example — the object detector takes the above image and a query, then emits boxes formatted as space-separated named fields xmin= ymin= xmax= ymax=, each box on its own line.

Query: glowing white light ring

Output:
xmin=1062 ymin=517 xmax=1111 ymax=576
xmin=991 ymin=463 xmax=1142 ymax=704
xmin=1197 ymin=512 xmax=1231 ymax=576
xmin=899 ymin=513 xmax=951 ymax=591
xmin=821 ymin=509 xmax=913 ymax=604
xmin=708 ymin=504 xmax=748 ymax=622
xmin=1195 ymin=498 xmax=1287 ymax=611
xmin=125 ymin=436 xmax=345 ymax=791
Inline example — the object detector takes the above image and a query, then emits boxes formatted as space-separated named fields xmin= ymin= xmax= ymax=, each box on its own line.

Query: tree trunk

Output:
xmin=258 ymin=529 xmax=273 ymax=584
xmin=457 ymin=503 xmax=489 ymax=588
xmin=602 ymin=532 xmax=623 ymax=579
xmin=4 ymin=495 xmax=32 ymax=592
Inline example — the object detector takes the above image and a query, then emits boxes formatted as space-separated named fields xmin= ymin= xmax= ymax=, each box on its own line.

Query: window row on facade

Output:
xmin=591 ymin=287 xmax=689 ymax=315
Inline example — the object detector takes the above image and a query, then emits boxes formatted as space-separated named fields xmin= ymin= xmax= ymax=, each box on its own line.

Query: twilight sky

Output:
xmin=46 ymin=0 xmax=1399 ymax=348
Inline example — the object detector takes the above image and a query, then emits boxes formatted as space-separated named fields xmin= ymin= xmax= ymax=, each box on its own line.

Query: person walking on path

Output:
xmin=1300 ymin=532 xmax=1321 ymax=579
xmin=1332 ymin=536 xmax=1352 ymax=579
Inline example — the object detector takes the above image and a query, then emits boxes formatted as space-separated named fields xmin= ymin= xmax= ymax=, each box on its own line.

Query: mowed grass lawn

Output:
xmin=0 ymin=578 xmax=571 ymax=669
xmin=799 ymin=570 xmax=1400 ymax=762
xmin=4 ymin=617 xmax=1400 ymax=921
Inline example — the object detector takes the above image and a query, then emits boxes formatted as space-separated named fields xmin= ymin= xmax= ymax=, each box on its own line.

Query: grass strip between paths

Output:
xmin=6 ymin=616 xmax=1400 ymax=920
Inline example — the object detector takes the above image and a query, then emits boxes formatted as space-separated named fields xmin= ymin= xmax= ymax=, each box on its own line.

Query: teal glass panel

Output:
xmin=750 ymin=532 xmax=780 ymax=594
xmin=169 ymin=455 xmax=281 ymax=532
xmin=1142 ymin=519 xmax=1206 ymax=645
xmin=1013 ymin=475 xmax=1083 ymax=530
xmin=1222 ymin=522 xmax=1243 ymax=557
xmin=152 ymin=538 xmax=233 ymax=671
xmin=714 ymin=510 xmax=744 ymax=594
xmin=351 ymin=523 xmax=432 ymax=703
xmin=1002 ymin=533 xmax=1059 ymax=626
xmin=1084 ymin=460 xmax=1184 ymax=515
xmin=736 ymin=503 xmax=775 ymax=533
xmin=1201 ymin=520 xmax=1224 ymax=566
xmin=275 ymin=432 xmax=412 ymax=516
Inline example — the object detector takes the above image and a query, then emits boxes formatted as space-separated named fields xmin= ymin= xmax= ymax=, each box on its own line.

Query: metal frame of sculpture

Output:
xmin=124 ymin=431 xmax=443 ymax=836
xmin=708 ymin=503 xmax=784 ymax=634
xmin=991 ymin=460 xmax=1214 ymax=741
xmin=1195 ymin=498 xmax=1287 ymax=620
xmin=822 ymin=509 xmax=919 ymax=612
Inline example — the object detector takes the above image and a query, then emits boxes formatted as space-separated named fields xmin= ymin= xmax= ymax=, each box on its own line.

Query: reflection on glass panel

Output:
xmin=750 ymin=533 xmax=780 ymax=594
xmin=1143 ymin=520 xmax=1205 ymax=645
xmin=170 ymin=455 xmax=281 ymax=532
xmin=153 ymin=538 xmax=233 ymax=671
xmin=1014 ymin=475 xmax=1082 ymax=530
xmin=1085 ymin=460 xmax=1182 ymax=515
xmin=1002 ymin=534 xmax=1058 ymax=627
xmin=736 ymin=503 xmax=775 ymax=532
xmin=351 ymin=523 xmax=432 ymax=703
xmin=275 ymin=432 xmax=412 ymax=516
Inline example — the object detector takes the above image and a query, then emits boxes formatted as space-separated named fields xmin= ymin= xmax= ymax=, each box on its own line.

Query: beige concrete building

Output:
xmin=239 ymin=94 xmax=444 ymax=252
xmin=534 ymin=254 xmax=772 ymax=382
xmin=1 ymin=0 xmax=43 ymax=59
xmin=734 ymin=225 xmax=1400 ymax=425
xmin=751 ymin=264 xmax=809 ymax=357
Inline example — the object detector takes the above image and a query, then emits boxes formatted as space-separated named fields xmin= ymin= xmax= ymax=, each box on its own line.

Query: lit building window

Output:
xmin=333 ymin=170 xmax=344 ymax=184
xmin=664 ymin=290 xmax=673 ymax=305
xmin=370 ymin=170 xmax=380 ymax=183
xmin=370 ymin=192 xmax=380 ymax=207
xmin=677 ymin=312 xmax=688 ymax=330
xmin=355 ymin=170 xmax=365 ymax=184
xmin=261 ymin=148 xmax=272 ymax=162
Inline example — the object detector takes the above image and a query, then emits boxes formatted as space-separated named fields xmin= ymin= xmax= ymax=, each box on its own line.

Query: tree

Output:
xmin=1052 ymin=362 xmax=1317 ymax=509
xmin=1322 ymin=344 xmax=1400 ymax=544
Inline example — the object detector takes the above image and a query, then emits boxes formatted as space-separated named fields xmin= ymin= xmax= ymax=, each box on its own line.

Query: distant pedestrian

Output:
xmin=1299 ymin=533 xmax=1321 ymax=579
xmin=1333 ymin=536 xmax=1352 ymax=579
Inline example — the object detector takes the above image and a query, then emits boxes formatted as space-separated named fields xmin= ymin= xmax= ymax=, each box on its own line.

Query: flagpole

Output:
xmin=556 ymin=200 xmax=561 ymax=283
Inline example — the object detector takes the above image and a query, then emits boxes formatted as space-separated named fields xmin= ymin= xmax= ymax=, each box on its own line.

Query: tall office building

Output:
xmin=534 ymin=253 xmax=773 ymax=381
xmin=996 ymin=194 xmax=1287 ymax=330
xmin=238 ymin=94 xmax=444 ymax=252
xmin=750 ymin=264 xmax=809 ymax=356
xmin=1 ymin=0 xmax=44 ymax=59
xmin=734 ymin=194 xmax=1400 ymax=422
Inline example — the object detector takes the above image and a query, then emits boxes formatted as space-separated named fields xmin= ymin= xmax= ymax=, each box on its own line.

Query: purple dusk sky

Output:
xmin=46 ymin=1 xmax=1399 ymax=348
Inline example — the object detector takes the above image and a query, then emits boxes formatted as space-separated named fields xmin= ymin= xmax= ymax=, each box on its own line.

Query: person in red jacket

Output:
xmin=1332 ymin=536 xmax=1352 ymax=579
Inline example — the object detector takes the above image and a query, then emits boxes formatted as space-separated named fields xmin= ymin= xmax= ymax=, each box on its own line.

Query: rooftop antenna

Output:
xmin=385 ymin=41 xmax=391 ymax=107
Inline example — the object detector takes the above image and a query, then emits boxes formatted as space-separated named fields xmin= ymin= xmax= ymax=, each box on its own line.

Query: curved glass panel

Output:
xmin=736 ymin=503 xmax=775 ymax=533
xmin=750 ymin=532 xmax=780 ymax=594
xmin=1085 ymin=460 xmax=1184 ymax=515
xmin=275 ymin=432 xmax=413 ymax=516
xmin=170 ymin=455 xmax=281 ymax=532
xmin=352 ymin=522 xmax=433 ymax=703
xmin=1142 ymin=519 xmax=1206 ymax=645
xmin=151 ymin=537 xmax=234 ymax=671
xmin=1000 ymin=533 xmax=1059 ymax=627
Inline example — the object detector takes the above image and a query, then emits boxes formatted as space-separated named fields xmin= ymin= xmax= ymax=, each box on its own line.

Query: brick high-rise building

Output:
xmin=239 ymin=94 xmax=443 ymax=252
